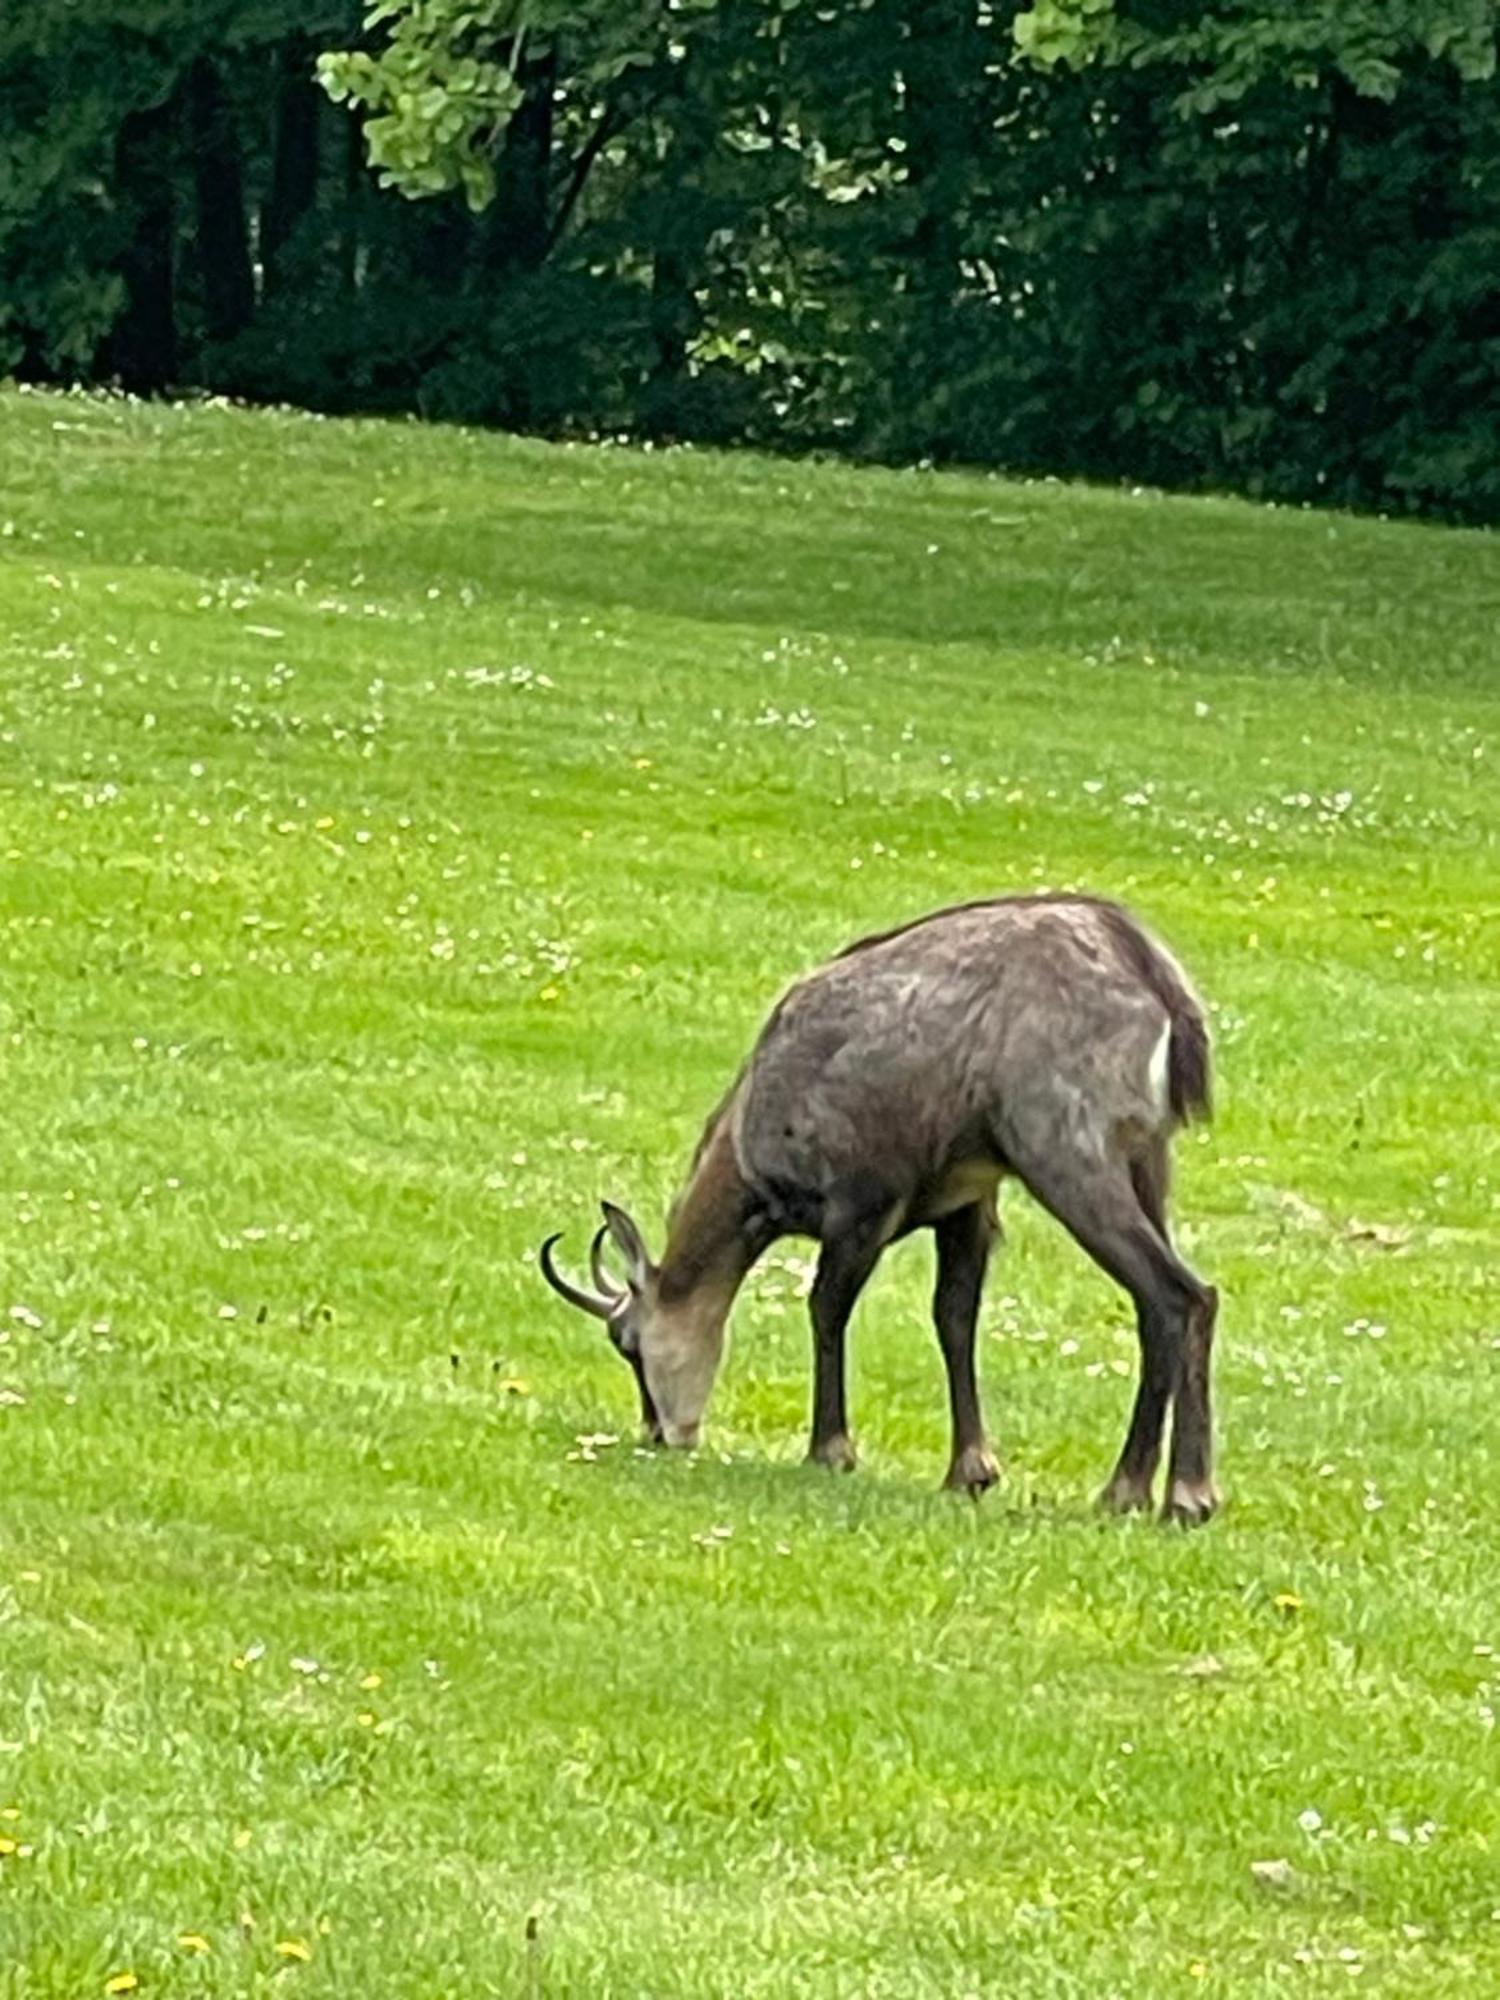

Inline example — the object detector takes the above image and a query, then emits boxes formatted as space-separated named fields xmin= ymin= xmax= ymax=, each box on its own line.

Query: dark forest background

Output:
xmin=4 ymin=1 xmax=1498 ymax=521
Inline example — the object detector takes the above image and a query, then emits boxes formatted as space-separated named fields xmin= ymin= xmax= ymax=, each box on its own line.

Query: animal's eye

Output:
xmin=607 ymin=1316 xmax=639 ymax=1359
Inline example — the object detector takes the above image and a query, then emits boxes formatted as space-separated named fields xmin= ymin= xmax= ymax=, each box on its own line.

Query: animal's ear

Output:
xmin=600 ymin=1200 xmax=653 ymax=1285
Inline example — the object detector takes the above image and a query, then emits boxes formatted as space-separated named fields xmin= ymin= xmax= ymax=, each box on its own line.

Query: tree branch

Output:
xmin=545 ymin=95 xmax=633 ymax=255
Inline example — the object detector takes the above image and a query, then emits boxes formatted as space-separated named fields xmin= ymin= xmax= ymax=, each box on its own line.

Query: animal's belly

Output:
xmin=911 ymin=1158 xmax=1004 ymax=1224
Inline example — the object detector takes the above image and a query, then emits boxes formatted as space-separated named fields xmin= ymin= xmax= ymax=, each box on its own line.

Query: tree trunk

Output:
xmin=104 ymin=91 xmax=181 ymax=391
xmin=899 ymin=0 xmax=977 ymax=454
xmin=485 ymin=49 xmax=557 ymax=274
xmin=188 ymin=55 xmax=255 ymax=345
xmin=471 ymin=49 xmax=558 ymax=426
xmin=341 ymin=108 xmax=364 ymax=302
xmin=262 ymin=36 xmax=322 ymax=297
xmin=640 ymin=60 xmax=713 ymax=440
xmin=643 ymin=240 xmax=695 ymax=438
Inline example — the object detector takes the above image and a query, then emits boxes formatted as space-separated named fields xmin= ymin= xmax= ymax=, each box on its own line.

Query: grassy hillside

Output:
xmin=1 ymin=385 xmax=1497 ymax=1997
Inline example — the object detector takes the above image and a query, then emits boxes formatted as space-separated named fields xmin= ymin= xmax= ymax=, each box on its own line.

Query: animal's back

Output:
xmin=732 ymin=896 xmax=1208 ymax=1217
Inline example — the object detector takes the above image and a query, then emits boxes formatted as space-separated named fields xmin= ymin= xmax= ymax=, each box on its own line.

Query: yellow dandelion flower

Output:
xmin=232 ymin=1828 xmax=253 ymax=1851
xmin=275 ymin=1939 xmax=312 ymax=1962
xmin=104 ymin=1975 xmax=139 ymax=1995
xmin=0 ymin=1836 xmax=16 ymax=1857
xmin=1273 ymin=1591 xmax=1303 ymax=1615
xmin=1188 ymin=1962 xmax=1208 ymax=1980
xmin=356 ymin=1710 xmax=377 ymax=1728
xmin=177 ymin=1934 xmax=211 ymax=1955
xmin=359 ymin=1672 xmax=382 ymax=1691
xmin=539 ymin=985 xmax=560 ymax=1002
xmin=314 ymin=816 xmax=334 ymax=831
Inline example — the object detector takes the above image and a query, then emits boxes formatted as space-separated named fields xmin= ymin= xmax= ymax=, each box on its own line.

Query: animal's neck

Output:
xmin=657 ymin=1106 xmax=762 ymax=1319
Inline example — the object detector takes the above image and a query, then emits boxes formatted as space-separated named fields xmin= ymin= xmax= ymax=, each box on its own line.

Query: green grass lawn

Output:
xmin=1 ymin=385 xmax=1498 ymax=1998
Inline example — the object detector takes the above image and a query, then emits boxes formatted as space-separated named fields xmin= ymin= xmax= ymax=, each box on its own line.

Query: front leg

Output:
xmin=805 ymin=1209 xmax=888 ymax=1473
xmin=932 ymin=1202 xmax=1001 ymax=1496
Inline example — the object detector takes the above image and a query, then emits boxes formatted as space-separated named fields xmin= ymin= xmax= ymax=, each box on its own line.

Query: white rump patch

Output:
xmin=1147 ymin=1021 xmax=1172 ymax=1114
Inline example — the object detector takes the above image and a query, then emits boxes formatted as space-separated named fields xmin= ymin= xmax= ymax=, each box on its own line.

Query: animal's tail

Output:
xmin=1167 ymin=1004 xmax=1212 ymax=1126
xmin=1097 ymin=901 xmax=1213 ymax=1125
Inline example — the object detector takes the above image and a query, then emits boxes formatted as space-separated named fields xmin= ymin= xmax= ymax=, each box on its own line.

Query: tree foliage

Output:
xmin=3 ymin=0 xmax=1498 ymax=520
xmin=1015 ymin=0 xmax=1498 ymax=99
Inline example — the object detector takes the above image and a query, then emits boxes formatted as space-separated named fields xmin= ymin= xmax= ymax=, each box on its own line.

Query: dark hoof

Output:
xmin=943 ymin=1444 xmax=1001 ymax=1498
xmin=807 ymin=1433 xmax=858 ymax=1474
xmin=1098 ymin=1472 xmax=1155 ymax=1516
xmin=1162 ymin=1479 xmax=1219 ymax=1527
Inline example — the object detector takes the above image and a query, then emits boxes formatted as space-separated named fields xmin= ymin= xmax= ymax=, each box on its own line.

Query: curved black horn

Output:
xmin=539 ymin=1233 xmax=616 ymax=1320
xmin=589 ymin=1224 xmax=626 ymax=1301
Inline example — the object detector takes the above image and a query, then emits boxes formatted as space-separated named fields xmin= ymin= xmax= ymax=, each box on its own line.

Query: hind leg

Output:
xmin=1013 ymin=1145 xmax=1217 ymax=1524
xmin=1100 ymin=1292 xmax=1177 ymax=1515
xmin=1098 ymin=1141 xmax=1176 ymax=1512
xmin=1163 ymin=1282 xmax=1218 ymax=1524
xmin=1126 ymin=1138 xmax=1218 ymax=1522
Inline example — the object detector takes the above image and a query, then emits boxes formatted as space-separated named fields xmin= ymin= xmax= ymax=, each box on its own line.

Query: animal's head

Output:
xmin=539 ymin=1201 xmax=724 ymax=1449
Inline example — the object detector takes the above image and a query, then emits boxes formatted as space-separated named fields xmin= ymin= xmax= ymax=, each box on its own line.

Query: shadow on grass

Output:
xmin=559 ymin=1428 xmax=1115 ymax=1537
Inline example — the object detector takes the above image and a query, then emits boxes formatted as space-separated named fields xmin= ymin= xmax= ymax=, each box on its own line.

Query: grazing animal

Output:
xmin=540 ymin=894 xmax=1219 ymax=1523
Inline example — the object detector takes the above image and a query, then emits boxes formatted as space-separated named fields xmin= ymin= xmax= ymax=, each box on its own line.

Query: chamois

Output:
xmin=540 ymin=894 xmax=1218 ymax=1523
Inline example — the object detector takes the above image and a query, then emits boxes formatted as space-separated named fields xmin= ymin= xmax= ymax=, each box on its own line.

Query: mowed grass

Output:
xmin=0 ymin=384 xmax=1497 ymax=1999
